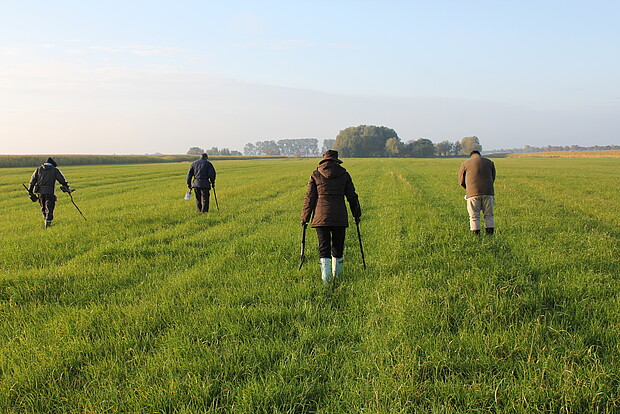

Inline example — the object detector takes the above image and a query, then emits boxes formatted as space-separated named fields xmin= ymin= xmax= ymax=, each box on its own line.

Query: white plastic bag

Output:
xmin=184 ymin=190 xmax=192 ymax=201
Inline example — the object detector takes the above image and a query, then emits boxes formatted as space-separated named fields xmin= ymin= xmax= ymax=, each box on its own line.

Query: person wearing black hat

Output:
xmin=301 ymin=149 xmax=362 ymax=283
xmin=28 ymin=157 xmax=72 ymax=227
xmin=186 ymin=153 xmax=216 ymax=213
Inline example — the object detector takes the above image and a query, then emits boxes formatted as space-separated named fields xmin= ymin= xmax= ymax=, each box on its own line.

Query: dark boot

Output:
xmin=471 ymin=229 xmax=480 ymax=236
xmin=485 ymin=227 xmax=495 ymax=235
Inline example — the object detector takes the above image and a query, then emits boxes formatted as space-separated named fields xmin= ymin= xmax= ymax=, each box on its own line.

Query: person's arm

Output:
xmin=491 ymin=162 xmax=496 ymax=182
xmin=458 ymin=164 xmax=467 ymax=189
xmin=56 ymin=169 xmax=70 ymax=190
xmin=300 ymin=175 xmax=318 ymax=224
xmin=28 ymin=168 xmax=38 ymax=192
xmin=210 ymin=164 xmax=216 ymax=187
xmin=186 ymin=165 xmax=194 ymax=188
xmin=345 ymin=173 xmax=361 ymax=222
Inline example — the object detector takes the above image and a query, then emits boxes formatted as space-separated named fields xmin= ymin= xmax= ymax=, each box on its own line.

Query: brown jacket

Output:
xmin=301 ymin=160 xmax=361 ymax=227
xmin=458 ymin=153 xmax=496 ymax=197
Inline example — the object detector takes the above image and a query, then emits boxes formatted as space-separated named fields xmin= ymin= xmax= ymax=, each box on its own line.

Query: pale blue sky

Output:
xmin=1 ymin=0 xmax=619 ymax=154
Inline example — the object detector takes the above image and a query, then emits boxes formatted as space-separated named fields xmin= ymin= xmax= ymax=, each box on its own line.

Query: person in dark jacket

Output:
xmin=28 ymin=157 xmax=72 ymax=228
xmin=301 ymin=150 xmax=361 ymax=283
xmin=187 ymin=153 xmax=216 ymax=213
xmin=458 ymin=150 xmax=496 ymax=235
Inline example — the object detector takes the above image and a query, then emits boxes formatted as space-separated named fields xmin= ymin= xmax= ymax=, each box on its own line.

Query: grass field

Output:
xmin=1 ymin=158 xmax=619 ymax=413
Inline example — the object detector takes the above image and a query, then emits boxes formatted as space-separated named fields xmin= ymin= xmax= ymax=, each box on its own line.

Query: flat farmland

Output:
xmin=1 ymin=158 xmax=619 ymax=413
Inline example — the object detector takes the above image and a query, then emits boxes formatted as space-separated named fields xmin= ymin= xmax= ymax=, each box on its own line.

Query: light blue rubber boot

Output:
xmin=332 ymin=257 xmax=343 ymax=278
xmin=320 ymin=257 xmax=332 ymax=284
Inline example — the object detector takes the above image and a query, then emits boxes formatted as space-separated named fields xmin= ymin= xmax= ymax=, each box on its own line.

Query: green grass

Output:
xmin=1 ymin=158 xmax=619 ymax=413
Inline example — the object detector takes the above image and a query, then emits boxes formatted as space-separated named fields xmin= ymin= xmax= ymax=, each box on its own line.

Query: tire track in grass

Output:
xmin=346 ymin=159 xmax=440 ymax=270
xmin=346 ymin=160 xmax=487 ymax=409
xmin=333 ymin=159 xmax=458 ymax=410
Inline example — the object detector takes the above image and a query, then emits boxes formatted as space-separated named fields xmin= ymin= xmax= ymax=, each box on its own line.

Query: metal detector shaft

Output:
xmin=212 ymin=186 xmax=220 ymax=211
xmin=22 ymin=183 xmax=38 ymax=202
xmin=68 ymin=192 xmax=87 ymax=221
xmin=355 ymin=220 xmax=366 ymax=269
xmin=298 ymin=223 xmax=308 ymax=270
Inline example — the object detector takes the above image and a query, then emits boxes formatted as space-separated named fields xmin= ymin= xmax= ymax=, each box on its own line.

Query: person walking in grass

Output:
xmin=28 ymin=157 xmax=72 ymax=228
xmin=301 ymin=149 xmax=362 ymax=284
xmin=458 ymin=150 xmax=496 ymax=235
xmin=187 ymin=153 xmax=216 ymax=213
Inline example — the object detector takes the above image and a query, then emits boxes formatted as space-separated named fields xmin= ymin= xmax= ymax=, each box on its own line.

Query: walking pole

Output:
xmin=212 ymin=186 xmax=220 ymax=211
xmin=298 ymin=223 xmax=308 ymax=270
xmin=355 ymin=218 xmax=366 ymax=269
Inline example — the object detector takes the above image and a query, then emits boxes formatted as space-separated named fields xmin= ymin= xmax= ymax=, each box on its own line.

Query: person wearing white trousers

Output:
xmin=458 ymin=150 xmax=496 ymax=235
xmin=466 ymin=195 xmax=495 ymax=234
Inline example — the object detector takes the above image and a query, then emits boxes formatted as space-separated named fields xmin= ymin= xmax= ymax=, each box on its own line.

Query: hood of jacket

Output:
xmin=317 ymin=161 xmax=346 ymax=179
xmin=42 ymin=163 xmax=55 ymax=170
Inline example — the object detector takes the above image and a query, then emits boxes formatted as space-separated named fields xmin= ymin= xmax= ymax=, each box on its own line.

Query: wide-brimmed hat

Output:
xmin=320 ymin=149 xmax=342 ymax=164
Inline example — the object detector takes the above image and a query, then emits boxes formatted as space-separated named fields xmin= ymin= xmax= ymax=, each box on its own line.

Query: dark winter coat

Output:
xmin=187 ymin=158 xmax=216 ymax=189
xmin=301 ymin=160 xmax=361 ymax=227
xmin=28 ymin=163 xmax=69 ymax=195
xmin=458 ymin=153 xmax=496 ymax=197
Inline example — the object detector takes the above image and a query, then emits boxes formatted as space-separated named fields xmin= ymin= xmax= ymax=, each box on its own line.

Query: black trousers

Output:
xmin=195 ymin=187 xmax=210 ymax=212
xmin=316 ymin=226 xmax=346 ymax=258
xmin=39 ymin=194 xmax=56 ymax=221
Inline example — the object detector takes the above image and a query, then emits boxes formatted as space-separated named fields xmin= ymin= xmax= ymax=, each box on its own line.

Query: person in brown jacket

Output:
xmin=458 ymin=150 xmax=496 ymax=235
xmin=28 ymin=157 xmax=72 ymax=228
xmin=301 ymin=150 xmax=361 ymax=283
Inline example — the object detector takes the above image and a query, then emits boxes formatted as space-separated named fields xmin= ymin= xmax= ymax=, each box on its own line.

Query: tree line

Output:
xmin=238 ymin=127 xmax=480 ymax=158
xmin=189 ymin=125 xmax=483 ymax=158
xmin=332 ymin=125 xmax=481 ymax=158
xmin=243 ymin=139 xmax=322 ymax=157
xmin=187 ymin=147 xmax=242 ymax=156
